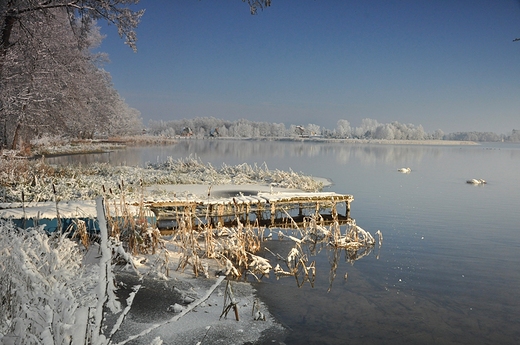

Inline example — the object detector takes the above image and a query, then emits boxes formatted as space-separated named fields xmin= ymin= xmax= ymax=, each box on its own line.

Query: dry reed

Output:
xmin=1 ymin=154 xmax=382 ymax=288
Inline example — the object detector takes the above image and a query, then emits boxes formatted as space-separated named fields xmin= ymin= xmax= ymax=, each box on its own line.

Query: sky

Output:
xmin=97 ymin=0 xmax=520 ymax=134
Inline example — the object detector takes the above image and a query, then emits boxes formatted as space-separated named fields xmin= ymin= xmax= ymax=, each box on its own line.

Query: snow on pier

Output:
xmin=133 ymin=191 xmax=354 ymax=230
xmin=0 ymin=191 xmax=354 ymax=231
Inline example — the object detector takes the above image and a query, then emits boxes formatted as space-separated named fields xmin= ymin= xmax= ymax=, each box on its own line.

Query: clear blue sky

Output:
xmin=98 ymin=0 xmax=520 ymax=134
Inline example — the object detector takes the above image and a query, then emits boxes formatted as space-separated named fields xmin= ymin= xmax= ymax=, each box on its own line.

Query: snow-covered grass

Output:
xmin=0 ymin=156 xmax=323 ymax=203
xmin=0 ymin=191 xmax=382 ymax=343
xmin=0 ymin=221 xmax=99 ymax=344
xmin=0 ymin=152 xmax=382 ymax=344
xmin=0 ymin=200 xmax=158 ymax=345
xmin=21 ymin=134 xmax=179 ymax=158
xmin=0 ymin=203 xmax=284 ymax=344
xmin=26 ymin=135 xmax=126 ymax=157
xmin=0 ymin=154 xmax=322 ymax=344
xmin=33 ymin=142 xmax=126 ymax=157
xmin=101 ymin=135 xmax=177 ymax=146
xmin=30 ymin=135 xmax=73 ymax=148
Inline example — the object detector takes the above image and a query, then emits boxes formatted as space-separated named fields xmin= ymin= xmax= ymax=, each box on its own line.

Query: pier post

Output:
xmin=331 ymin=200 xmax=337 ymax=219
xmin=246 ymin=204 xmax=251 ymax=224
xmin=191 ymin=204 xmax=196 ymax=229
xmin=217 ymin=204 xmax=224 ymax=227
xmin=270 ymin=202 xmax=276 ymax=226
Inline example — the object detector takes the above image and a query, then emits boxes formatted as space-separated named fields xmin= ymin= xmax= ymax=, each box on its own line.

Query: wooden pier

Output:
xmin=134 ymin=191 xmax=354 ymax=230
xmin=0 ymin=191 xmax=355 ymax=232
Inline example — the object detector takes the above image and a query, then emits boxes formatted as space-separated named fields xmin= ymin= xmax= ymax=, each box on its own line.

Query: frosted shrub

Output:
xmin=30 ymin=134 xmax=68 ymax=148
xmin=0 ymin=221 xmax=98 ymax=345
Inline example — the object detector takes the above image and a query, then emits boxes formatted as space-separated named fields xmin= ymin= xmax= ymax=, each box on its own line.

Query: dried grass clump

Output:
xmin=1 ymin=152 xmax=380 ymax=291
xmin=30 ymin=134 xmax=69 ymax=148
xmin=147 ymin=156 xmax=323 ymax=192
xmin=72 ymin=219 xmax=90 ymax=249
xmin=330 ymin=220 xmax=381 ymax=249
xmin=147 ymin=199 xmax=383 ymax=289
xmin=212 ymin=221 xmax=263 ymax=278
xmin=259 ymin=209 xmax=383 ymax=289
xmin=1 ymin=155 xmax=324 ymax=203
xmin=106 ymin=135 xmax=177 ymax=146
xmin=103 ymin=182 xmax=162 ymax=257
xmin=272 ymin=242 xmax=316 ymax=288
xmin=169 ymin=201 xmax=271 ymax=280
xmin=0 ymin=156 xmax=55 ymax=187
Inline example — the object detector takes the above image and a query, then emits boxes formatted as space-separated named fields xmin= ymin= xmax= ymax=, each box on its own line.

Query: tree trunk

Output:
xmin=11 ymin=122 xmax=21 ymax=150
xmin=0 ymin=13 xmax=16 ymax=134
xmin=0 ymin=13 xmax=16 ymax=79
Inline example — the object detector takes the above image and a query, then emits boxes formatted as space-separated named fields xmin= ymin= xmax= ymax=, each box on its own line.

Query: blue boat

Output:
xmin=0 ymin=200 xmax=156 ymax=233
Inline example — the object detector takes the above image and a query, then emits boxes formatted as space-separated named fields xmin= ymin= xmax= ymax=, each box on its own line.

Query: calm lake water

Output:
xmin=48 ymin=140 xmax=520 ymax=344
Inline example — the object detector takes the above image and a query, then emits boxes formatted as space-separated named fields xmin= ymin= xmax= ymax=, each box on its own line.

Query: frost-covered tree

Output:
xmin=0 ymin=0 xmax=143 ymax=72
xmin=243 ymin=0 xmax=272 ymax=14
xmin=0 ymin=1 xmax=144 ymax=148
xmin=409 ymin=124 xmax=426 ymax=140
xmin=374 ymin=123 xmax=395 ymax=140
xmin=257 ymin=121 xmax=271 ymax=137
xmin=1 ymin=10 xmax=143 ymax=145
xmin=349 ymin=119 xmax=429 ymax=140
xmin=508 ymin=129 xmax=520 ymax=142
xmin=306 ymin=123 xmax=321 ymax=136
xmin=1 ymin=9 xmax=84 ymax=146
xmin=432 ymin=129 xmax=444 ymax=140
xmin=444 ymin=131 xmax=502 ymax=142
xmin=271 ymin=122 xmax=287 ymax=137
xmin=232 ymin=119 xmax=254 ymax=137
xmin=147 ymin=116 xmax=459 ymax=141
xmin=352 ymin=118 xmax=379 ymax=138
xmin=107 ymin=94 xmax=143 ymax=136
xmin=336 ymin=119 xmax=351 ymax=138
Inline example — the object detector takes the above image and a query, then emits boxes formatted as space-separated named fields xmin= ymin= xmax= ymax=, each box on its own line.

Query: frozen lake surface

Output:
xmin=48 ymin=140 xmax=520 ymax=344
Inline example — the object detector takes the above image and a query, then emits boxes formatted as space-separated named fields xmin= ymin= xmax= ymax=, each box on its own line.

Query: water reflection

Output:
xmin=45 ymin=149 xmax=143 ymax=166
xmin=43 ymin=140 xmax=520 ymax=345
xmin=270 ymin=242 xmax=317 ymax=289
xmin=263 ymin=220 xmax=383 ymax=292
xmin=46 ymin=140 xmax=455 ymax=168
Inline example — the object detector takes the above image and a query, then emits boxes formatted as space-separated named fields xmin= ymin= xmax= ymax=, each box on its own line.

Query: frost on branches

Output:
xmin=0 ymin=221 xmax=94 ymax=344
xmin=0 ymin=209 xmax=121 ymax=345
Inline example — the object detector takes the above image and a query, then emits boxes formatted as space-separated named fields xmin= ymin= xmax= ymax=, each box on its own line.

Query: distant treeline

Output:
xmin=147 ymin=117 xmax=520 ymax=142
xmin=444 ymin=131 xmax=518 ymax=142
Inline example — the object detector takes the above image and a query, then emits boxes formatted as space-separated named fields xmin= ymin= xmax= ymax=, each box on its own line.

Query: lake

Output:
xmin=47 ymin=139 xmax=520 ymax=344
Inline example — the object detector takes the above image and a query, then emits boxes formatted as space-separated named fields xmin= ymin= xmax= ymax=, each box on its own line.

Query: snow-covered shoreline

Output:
xmin=0 ymin=190 xmax=290 ymax=345
xmin=225 ymin=137 xmax=479 ymax=145
xmin=3 ymin=136 xmax=479 ymax=160
xmin=0 ymin=156 xmax=325 ymax=204
xmin=158 ymin=135 xmax=478 ymax=146
xmin=109 ymin=265 xmax=286 ymax=344
xmin=0 ymin=154 xmax=331 ymax=344
xmin=0 ymin=145 xmax=380 ymax=345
